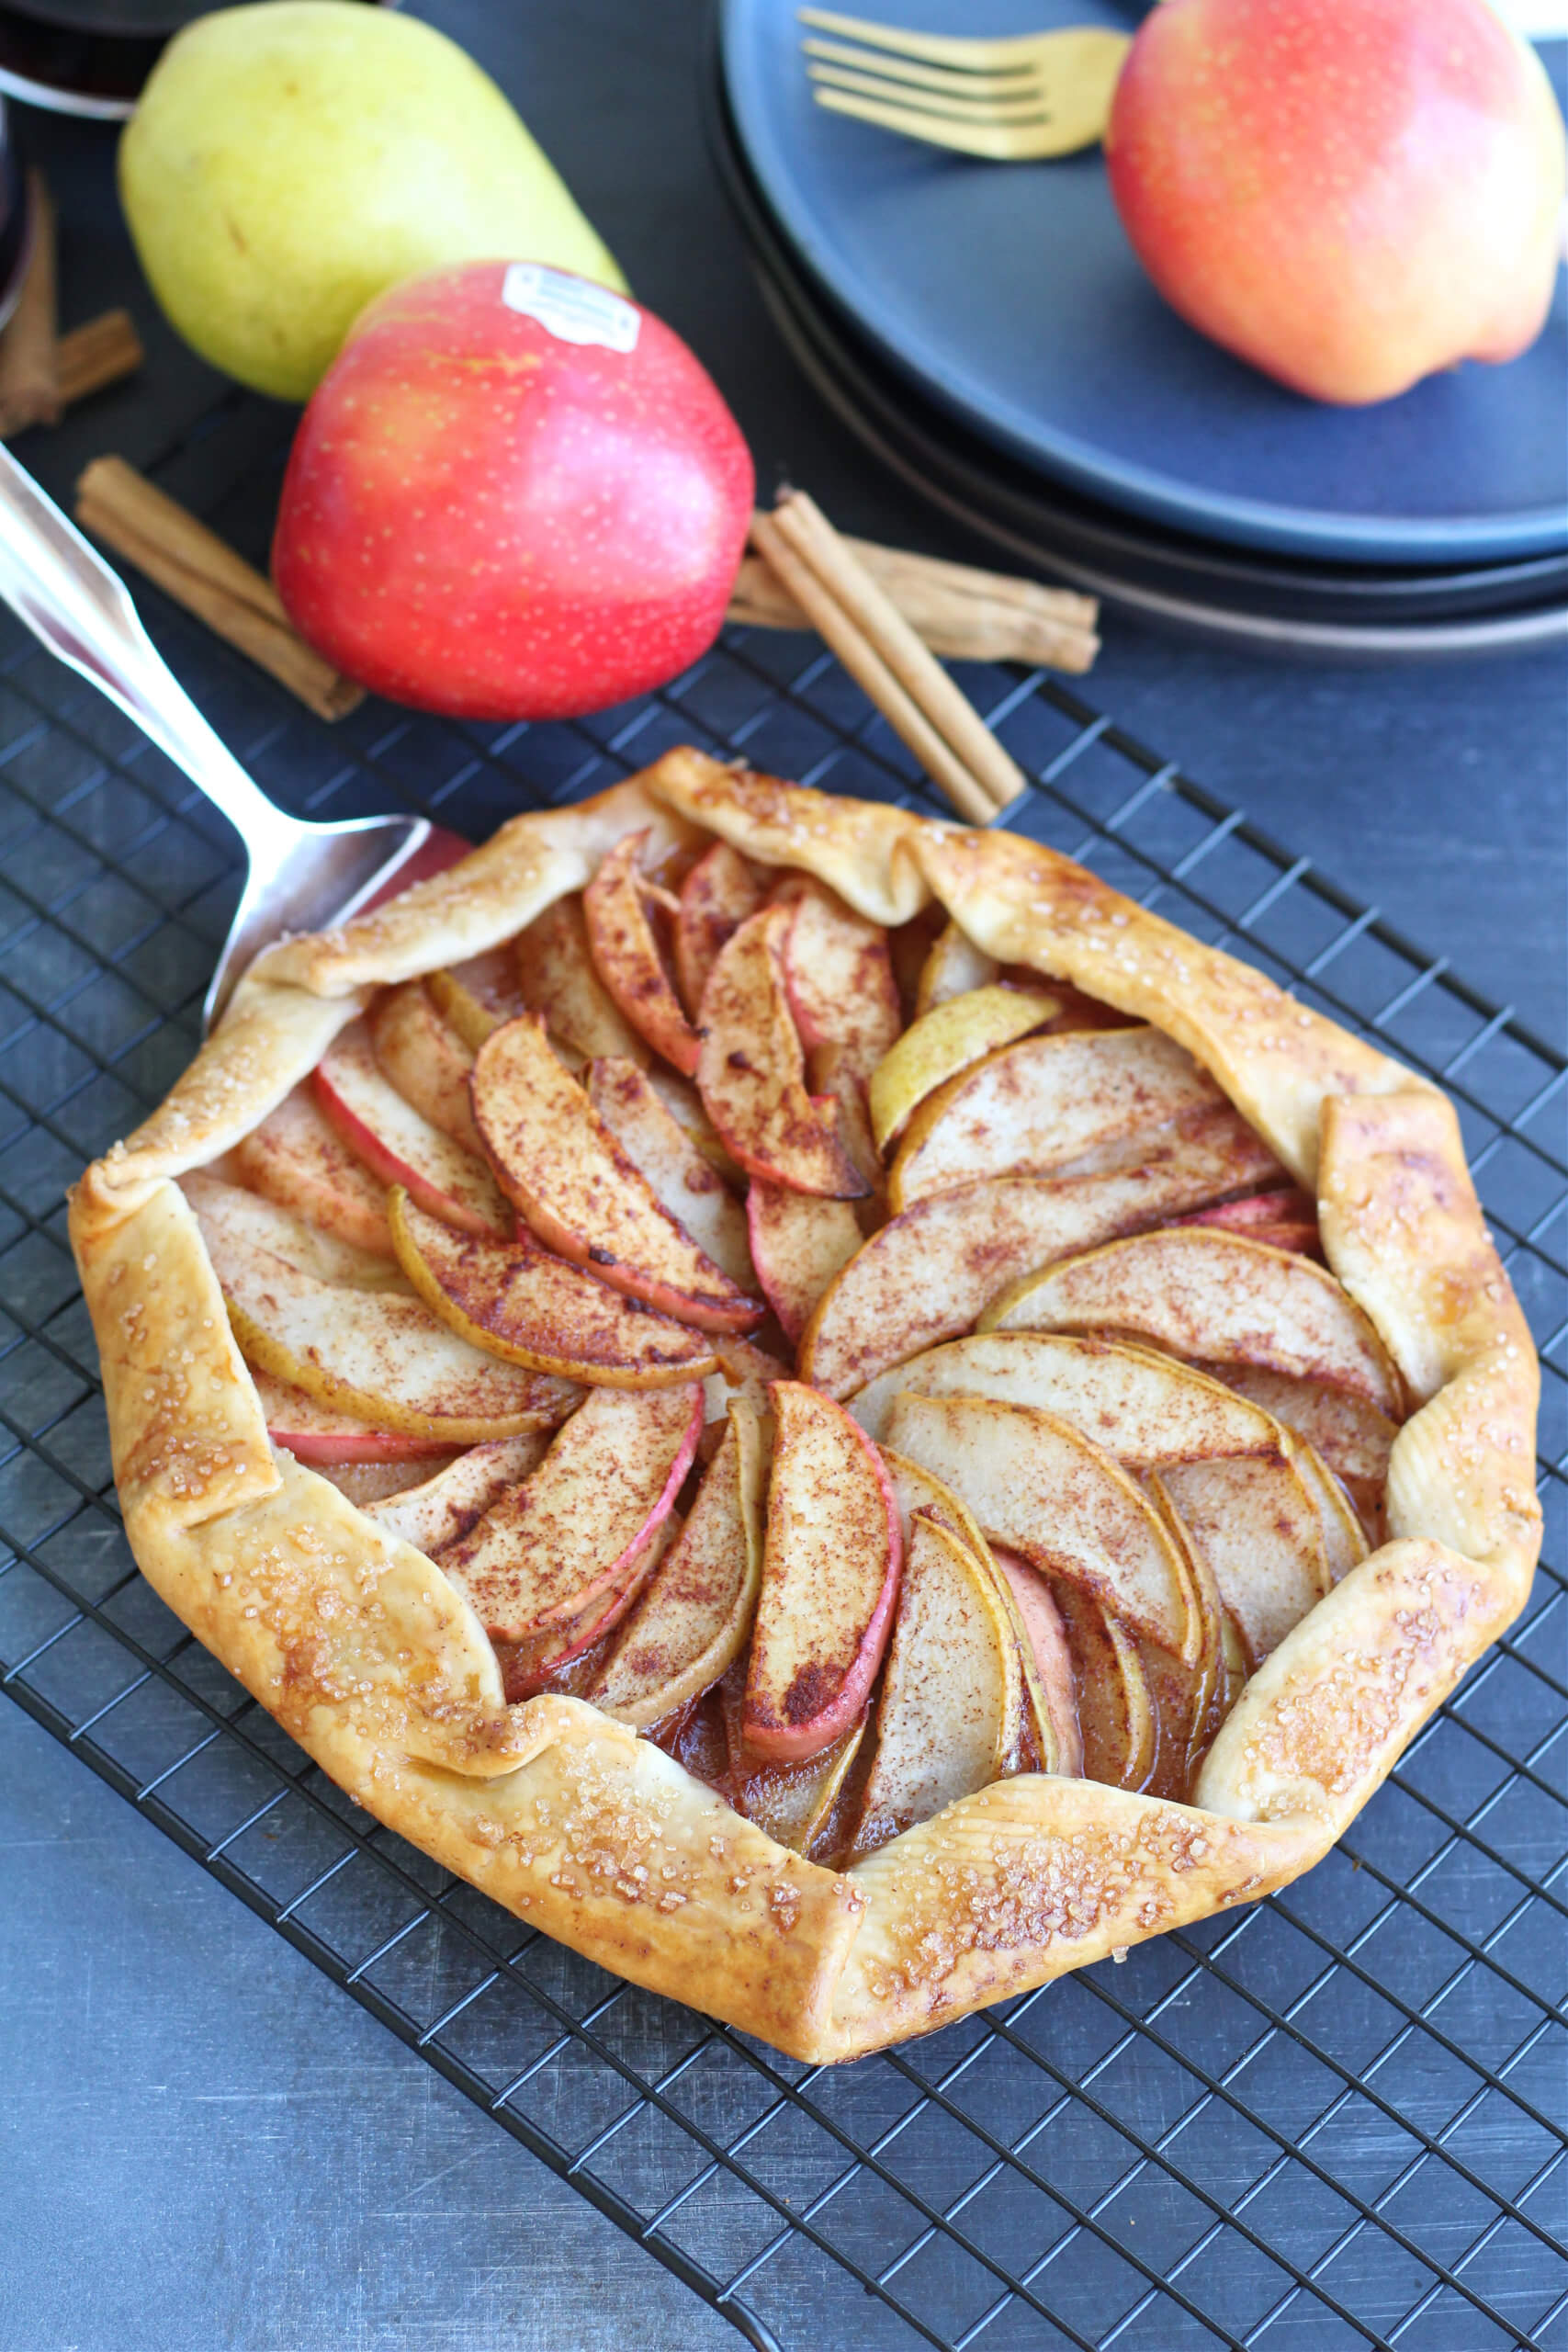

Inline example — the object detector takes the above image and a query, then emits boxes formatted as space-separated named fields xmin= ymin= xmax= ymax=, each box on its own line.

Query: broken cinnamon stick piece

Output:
xmin=0 ymin=176 xmax=61 ymax=437
xmin=56 ymin=310 xmax=144 ymax=408
xmin=74 ymin=456 xmax=364 ymax=723
xmin=728 ymin=527 xmax=1100 ymax=674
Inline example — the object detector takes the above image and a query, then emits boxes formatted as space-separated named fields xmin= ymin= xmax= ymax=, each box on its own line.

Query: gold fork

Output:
xmin=799 ymin=6 xmax=1131 ymax=160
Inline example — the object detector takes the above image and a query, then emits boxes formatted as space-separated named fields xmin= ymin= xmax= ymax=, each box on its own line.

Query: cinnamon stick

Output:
xmin=766 ymin=490 xmax=1029 ymax=819
xmin=74 ymin=457 xmax=364 ymax=723
xmin=748 ymin=510 xmax=991 ymax=823
xmin=0 ymin=176 xmax=60 ymax=436
xmin=728 ymin=531 xmax=1099 ymax=673
xmin=56 ymin=310 xmax=144 ymax=408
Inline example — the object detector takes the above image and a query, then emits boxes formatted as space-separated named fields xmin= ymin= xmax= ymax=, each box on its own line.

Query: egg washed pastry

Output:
xmin=69 ymin=750 xmax=1540 ymax=2061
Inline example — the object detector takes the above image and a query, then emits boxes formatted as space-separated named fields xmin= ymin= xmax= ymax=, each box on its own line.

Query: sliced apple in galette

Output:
xmin=71 ymin=751 xmax=1538 ymax=2064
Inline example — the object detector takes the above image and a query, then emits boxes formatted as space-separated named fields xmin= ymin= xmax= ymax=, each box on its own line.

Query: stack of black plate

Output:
xmin=709 ymin=0 xmax=1568 ymax=656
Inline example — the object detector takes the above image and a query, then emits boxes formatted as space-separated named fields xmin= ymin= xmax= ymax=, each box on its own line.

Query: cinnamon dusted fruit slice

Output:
xmin=780 ymin=877 xmax=901 ymax=1091
xmin=367 ymin=1432 xmax=552 ymax=1555
xmin=1052 ymin=1582 xmax=1156 ymax=1792
xmin=986 ymin=1227 xmax=1404 ymax=1419
xmin=315 ymin=1018 xmax=511 ymax=1238
xmin=846 ymin=1331 xmax=1285 ymax=1462
xmin=1179 ymin=1188 xmax=1321 ymax=1257
xmin=587 ymin=1057 xmax=753 ymax=1293
xmin=989 ymin=1544 xmax=1082 ymax=1777
xmin=881 ymin=1390 xmax=1197 ymax=1661
xmin=746 ymin=1180 xmax=862 ymax=1342
xmin=233 ymin=1081 xmax=394 ymax=1257
xmin=588 ymin=1399 xmax=767 ymax=1727
xmin=801 ymin=1120 xmax=1292 ymax=1399
xmin=1152 ymin=1456 xmax=1330 ymax=1670
xmin=674 ymin=840 xmax=764 ymax=1018
xmin=584 ymin=830 xmax=704 ymax=1075
xmin=367 ymin=982 xmax=481 ymax=1153
xmin=389 ymin=1189 xmax=718 ymax=1388
xmin=722 ymin=1672 xmax=869 ymax=1857
xmin=695 ymin=905 xmax=868 ymax=1199
xmin=493 ymin=1513 xmax=683 ymax=1702
xmin=743 ymin=1382 xmax=902 ymax=1762
xmin=849 ymin=1512 xmax=1024 ymax=1858
xmin=439 ymin=1383 xmax=702 ymax=1642
xmin=888 ymin=1027 xmax=1271 ymax=1210
xmin=513 ymin=894 xmax=649 ymax=1065
xmin=196 ymin=1212 xmax=574 ymax=1442
xmin=471 ymin=1015 xmax=761 ymax=1333
xmin=181 ymin=1171 xmax=404 ymax=1291
xmin=1200 ymin=1362 xmax=1396 ymax=1524
xmin=915 ymin=918 xmax=998 ymax=1013
xmin=869 ymin=983 xmax=1058 ymax=1154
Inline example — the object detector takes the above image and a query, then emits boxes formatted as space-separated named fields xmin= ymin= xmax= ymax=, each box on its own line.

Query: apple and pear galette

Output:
xmin=69 ymin=751 xmax=1540 ymax=2061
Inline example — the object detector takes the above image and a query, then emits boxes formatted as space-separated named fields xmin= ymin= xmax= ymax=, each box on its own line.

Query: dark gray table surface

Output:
xmin=1 ymin=4 xmax=1563 ymax=2347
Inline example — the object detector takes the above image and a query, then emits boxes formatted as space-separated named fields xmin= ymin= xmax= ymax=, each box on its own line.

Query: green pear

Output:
xmin=119 ymin=1 xmax=626 ymax=401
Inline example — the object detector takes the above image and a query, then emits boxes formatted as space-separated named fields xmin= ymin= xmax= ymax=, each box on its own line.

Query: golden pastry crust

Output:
xmin=68 ymin=748 xmax=1540 ymax=2062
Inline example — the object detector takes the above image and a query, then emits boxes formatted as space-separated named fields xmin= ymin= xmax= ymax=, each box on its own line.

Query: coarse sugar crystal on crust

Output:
xmin=67 ymin=747 xmax=1540 ymax=2061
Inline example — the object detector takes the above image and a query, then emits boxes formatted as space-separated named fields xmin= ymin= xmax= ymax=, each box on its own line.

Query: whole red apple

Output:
xmin=1105 ymin=0 xmax=1566 ymax=405
xmin=273 ymin=262 xmax=754 ymax=718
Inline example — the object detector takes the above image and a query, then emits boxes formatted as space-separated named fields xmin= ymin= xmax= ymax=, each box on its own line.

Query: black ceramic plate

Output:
xmin=0 ymin=0 xmax=389 ymax=116
xmin=705 ymin=46 xmax=1568 ymax=655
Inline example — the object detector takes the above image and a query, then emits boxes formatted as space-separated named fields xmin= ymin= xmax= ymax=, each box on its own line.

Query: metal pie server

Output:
xmin=0 ymin=444 xmax=432 ymax=1031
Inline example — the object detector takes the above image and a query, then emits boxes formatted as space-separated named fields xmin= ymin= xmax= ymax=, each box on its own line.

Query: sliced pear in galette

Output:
xmin=71 ymin=751 xmax=1538 ymax=2064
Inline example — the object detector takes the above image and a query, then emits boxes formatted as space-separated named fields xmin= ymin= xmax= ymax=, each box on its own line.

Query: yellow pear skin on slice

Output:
xmin=915 ymin=919 xmax=998 ymax=1016
xmin=438 ymin=1383 xmax=702 ymax=1640
xmin=729 ymin=1708 xmax=869 ymax=1859
xmin=588 ymin=1400 xmax=767 ymax=1728
xmin=881 ymin=1391 xmax=1196 ymax=1662
xmin=890 ymin=1024 xmax=1234 ymax=1210
xmin=589 ymin=1057 xmax=754 ymax=1292
xmin=868 ymin=984 xmax=1056 ymax=1154
xmin=988 ymin=1543 xmax=1081 ymax=1778
xmin=850 ymin=1512 xmax=1024 ymax=1859
xmin=472 ymin=1014 xmax=761 ymax=1333
xmin=1282 ymin=1434 xmax=1370 ymax=1583
xmin=1052 ymin=1581 xmax=1156 ymax=1792
xmin=389 ymin=1187 xmax=718 ymax=1389
xmin=985 ymin=1226 xmax=1404 ymax=1419
xmin=426 ymin=943 xmax=530 ymax=1052
xmin=1156 ymin=1455 xmax=1330 ymax=1671
xmin=801 ymin=1125 xmax=1296 ymax=1401
xmin=846 ymin=1330 xmax=1284 ymax=1463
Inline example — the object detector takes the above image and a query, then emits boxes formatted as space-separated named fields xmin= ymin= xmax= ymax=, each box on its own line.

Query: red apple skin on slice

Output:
xmin=315 ymin=1018 xmax=511 ymax=1238
xmin=389 ymin=1188 xmax=718 ymax=1388
xmin=367 ymin=1430 xmax=552 ymax=1555
xmin=584 ymin=831 xmax=703 ymax=1075
xmin=368 ymin=982 xmax=480 ymax=1153
xmin=588 ymin=1057 xmax=754 ymax=1292
xmin=990 ymin=1544 xmax=1083 ymax=1777
xmin=746 ymin=1180 xmax=863 ymax=1343
xmin=515 ymin=893 xmax=651 ymax=1067
xmin=438 ymin=1383 xmax=702 ymax=1641
xmin=252 ymin=1368 xmax=453 ymax=1464
xmin=471 ymin=1015 xmax=761 ymax=1332
xmin=696 ymin=905 xmax=868 ymax=1200
xmin=494 ymin=1510 xmax=682 ymax=1700
xmin=782 ymin=880 xmax=901 ymax=1089
xmin=743 ymin=1381 xmax=903 ymax=1762
xmin=675 ymin=840 xmax=764 ymax=1018
xmin=233 ymin=1083 xmax=394 ymax=1257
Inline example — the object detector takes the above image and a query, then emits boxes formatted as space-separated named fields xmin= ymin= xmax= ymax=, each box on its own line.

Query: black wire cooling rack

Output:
xmin=0 ymin=410 xmax=1563 ymax=2352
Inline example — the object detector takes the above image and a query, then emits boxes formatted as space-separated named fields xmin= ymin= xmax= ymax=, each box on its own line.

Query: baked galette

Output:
xmin=69 ymin=751 xmax=1540 ymax=2060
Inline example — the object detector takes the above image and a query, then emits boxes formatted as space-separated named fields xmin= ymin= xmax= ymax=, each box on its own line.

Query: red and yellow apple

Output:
xmin=1106 ymin=0 xmax=1566 ymax=404
xmin=273 ymin=261 xmax=754 ymax=716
